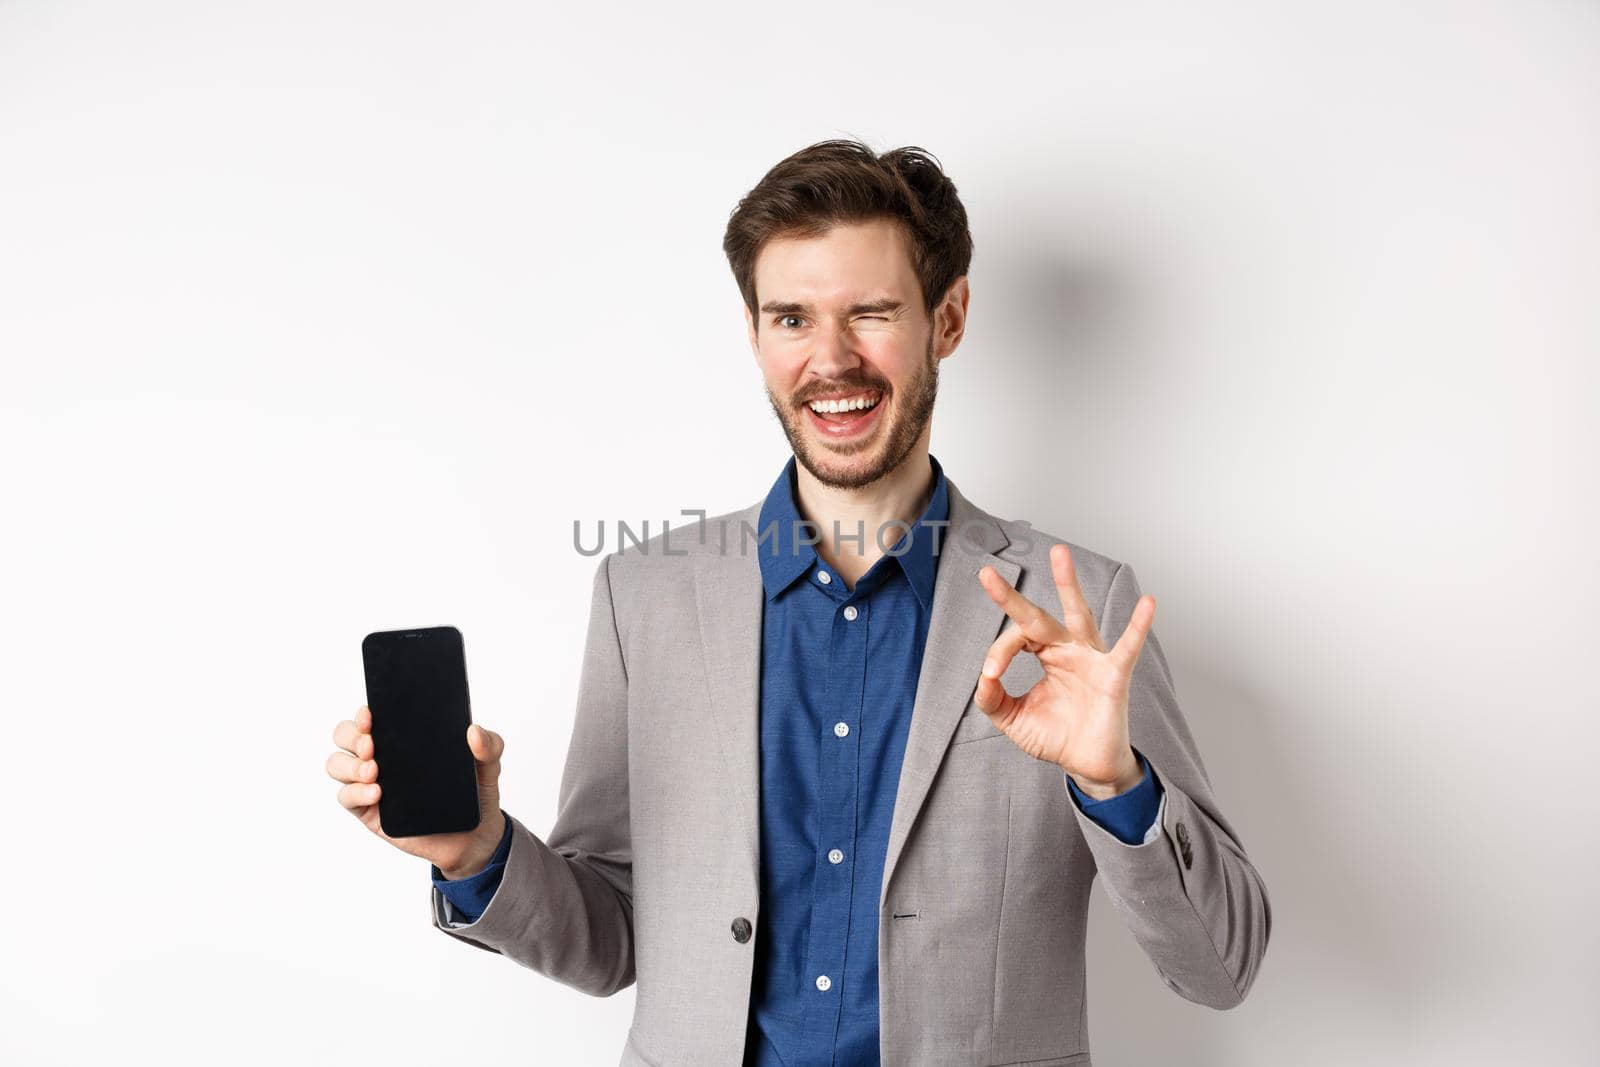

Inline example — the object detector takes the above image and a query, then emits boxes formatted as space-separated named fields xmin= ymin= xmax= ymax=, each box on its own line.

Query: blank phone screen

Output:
xmin=361 ymin=626 xmax=481 ymax=838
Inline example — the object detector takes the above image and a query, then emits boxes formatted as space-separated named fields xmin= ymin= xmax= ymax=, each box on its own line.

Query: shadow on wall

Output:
xmin=1084 ymin=654 xmax=1434 ymax=1063
xmin=982 ymin=248 xmax=1443 ymax=1061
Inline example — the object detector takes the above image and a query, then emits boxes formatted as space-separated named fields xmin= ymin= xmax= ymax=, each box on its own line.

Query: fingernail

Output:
xmin=982 ymin=659 xmax=997 ymax=678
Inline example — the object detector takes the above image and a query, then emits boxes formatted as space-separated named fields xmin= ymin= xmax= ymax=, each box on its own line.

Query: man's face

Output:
xmin=745 ymin=217 xmax=965 ymax=491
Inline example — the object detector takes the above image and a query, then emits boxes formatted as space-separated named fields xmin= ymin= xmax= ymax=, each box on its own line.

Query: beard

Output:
xmin=765 ymin=331 xmax=940 ymax=491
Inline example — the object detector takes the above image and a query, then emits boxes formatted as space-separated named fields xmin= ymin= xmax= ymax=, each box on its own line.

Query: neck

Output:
xmin=792 ymin=441 xmax=935 ymax=589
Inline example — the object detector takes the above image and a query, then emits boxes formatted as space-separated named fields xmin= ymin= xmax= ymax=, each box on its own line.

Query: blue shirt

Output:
xmin=432 ymin=453 xmax=1162 ymax=1065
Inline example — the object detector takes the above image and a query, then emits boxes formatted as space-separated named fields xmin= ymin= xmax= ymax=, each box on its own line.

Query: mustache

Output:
xmin=795 ymin=381 xmax=888 ymax=405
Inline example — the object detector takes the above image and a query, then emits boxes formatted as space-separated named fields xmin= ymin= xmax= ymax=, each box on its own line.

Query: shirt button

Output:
xmin=817 ymin=569 xmax=832 ymax=585
xmin=815 ymin=974 xmax=832 ymax=992
xmin=833 ymin=721 xmax=849 ymax=738
xmin=828 ymin=848 xmax=844 ymax=864
xmin=843 ymin=605 xmax=858 ymax=621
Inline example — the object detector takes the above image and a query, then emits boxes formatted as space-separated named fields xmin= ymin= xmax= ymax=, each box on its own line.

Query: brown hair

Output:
xmin=722 ymin=138 xmax=973 ymax=325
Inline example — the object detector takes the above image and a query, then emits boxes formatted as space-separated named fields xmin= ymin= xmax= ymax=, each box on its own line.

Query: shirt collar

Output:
xmin=755 ymin=452 xmax=950 ymax=610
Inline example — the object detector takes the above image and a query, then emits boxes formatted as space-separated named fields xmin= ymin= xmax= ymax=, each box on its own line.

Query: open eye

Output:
xmin=776 ymin=315 xmax=805 ymax=330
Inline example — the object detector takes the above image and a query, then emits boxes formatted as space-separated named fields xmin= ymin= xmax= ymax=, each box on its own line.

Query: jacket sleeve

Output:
xmin=428 ymin=551 xmax=636 ymax=997
xmin=431 ymin=811 xmax=514 ymax=923
xmin=1066 ymin=750 xmax=1163 ymax=844
xmin=1067 ymin=560 xmax=1272 ymax=1009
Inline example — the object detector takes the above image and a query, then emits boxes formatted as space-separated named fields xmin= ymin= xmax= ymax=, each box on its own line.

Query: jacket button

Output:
xmin=731 ymin=917 xmax=753 ymax=943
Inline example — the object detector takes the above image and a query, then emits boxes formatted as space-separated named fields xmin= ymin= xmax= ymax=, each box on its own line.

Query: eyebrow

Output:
xmin=760 ymin=298 xmax=905 ymax=316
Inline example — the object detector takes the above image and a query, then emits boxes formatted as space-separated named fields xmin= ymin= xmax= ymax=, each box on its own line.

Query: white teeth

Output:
xmin=808 ymin=393 xmax=880 ymax=414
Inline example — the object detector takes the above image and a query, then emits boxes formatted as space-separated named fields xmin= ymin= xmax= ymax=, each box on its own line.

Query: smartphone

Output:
xmin=360 ymin=625 xmax=481 ymax=838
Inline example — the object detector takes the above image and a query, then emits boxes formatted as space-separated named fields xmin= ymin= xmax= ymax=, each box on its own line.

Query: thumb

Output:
xmin=466 ymin=723 xmax=503 ymax=792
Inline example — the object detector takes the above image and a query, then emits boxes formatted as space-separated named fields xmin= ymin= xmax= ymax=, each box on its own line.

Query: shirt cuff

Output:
xmin=1065 ymin=750 xmax=1164 ymax=846
xmin=430 ymin=810 xmax=514 ymax=924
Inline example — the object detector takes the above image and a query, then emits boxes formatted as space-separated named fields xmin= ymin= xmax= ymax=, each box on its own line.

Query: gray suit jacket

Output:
xmin=430 ymin=474 xmax=1271 ymax=1066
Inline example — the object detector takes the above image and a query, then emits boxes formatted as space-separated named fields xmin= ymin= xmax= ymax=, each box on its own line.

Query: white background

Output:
xmin=2 ymin=1 xmax=1596 ymax=1064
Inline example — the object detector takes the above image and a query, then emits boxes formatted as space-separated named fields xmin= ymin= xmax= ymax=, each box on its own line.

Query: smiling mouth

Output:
xmin=804 ymin=389 xmax=883 ymax=423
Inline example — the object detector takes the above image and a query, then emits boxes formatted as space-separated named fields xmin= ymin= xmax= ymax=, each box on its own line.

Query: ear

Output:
xmin=932 ymin=275 xmax=969 ymax=360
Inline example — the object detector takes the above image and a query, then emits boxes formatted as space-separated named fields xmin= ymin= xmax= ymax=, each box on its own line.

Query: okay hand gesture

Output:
xmin=973 ymin=543 xmax=1155 ymax=800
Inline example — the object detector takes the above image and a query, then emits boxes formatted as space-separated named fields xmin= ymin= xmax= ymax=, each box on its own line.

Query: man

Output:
xmin=328 ymin=139 xmax=1271 ymax=1066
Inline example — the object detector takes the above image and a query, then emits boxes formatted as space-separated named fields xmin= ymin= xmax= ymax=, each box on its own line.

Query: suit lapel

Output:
xmin=878 ymin=479 xmax=1019 ymax=911
xmin=690 ymin=482 xmax=1021 ymax=909
xmin=693 ymin=503 xmax=766 ymax=890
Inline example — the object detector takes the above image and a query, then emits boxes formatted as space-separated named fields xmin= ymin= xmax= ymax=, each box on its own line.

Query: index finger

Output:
xmin=977 ymin=565 xmax=1065 ymax=646
xmin=331 ymin=705 xmax=374 ymax=757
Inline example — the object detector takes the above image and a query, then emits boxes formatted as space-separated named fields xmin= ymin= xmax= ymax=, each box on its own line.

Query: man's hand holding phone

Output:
xmin=327 ymin=705 xmax=509 ymax=880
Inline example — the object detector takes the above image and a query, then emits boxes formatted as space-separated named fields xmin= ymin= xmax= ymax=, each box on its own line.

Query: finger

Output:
xmin=467 ymin=724 xmax=504 ymax=765
xmin=972 ymin=669 xmax=1022 ymax=726
xmin=332 ymin=716 xmax=374 ymax=760
xmin=1049 ymin=543 xmax=1104 ymax=650
xmin=981 ymin=623 xmax=1032 ymax=681
xmin=467 ymin=724 xmax=504 ymax=794
xmin=977 ymin=565 xmax=1065 ymax=646
xmin=337 ymin=779 xmax=381 ymax=812
xmin=1110 ymin=594 xmax=1157 ymax=670
xmin=332 ymin=718 xmax=356 ymax=753
xmin=325 ymin=749 xmax=377 ymax=785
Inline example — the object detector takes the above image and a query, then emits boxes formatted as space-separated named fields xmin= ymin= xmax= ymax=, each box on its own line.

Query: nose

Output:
xmin=806 ymin=319 xmax=861 ymax=382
